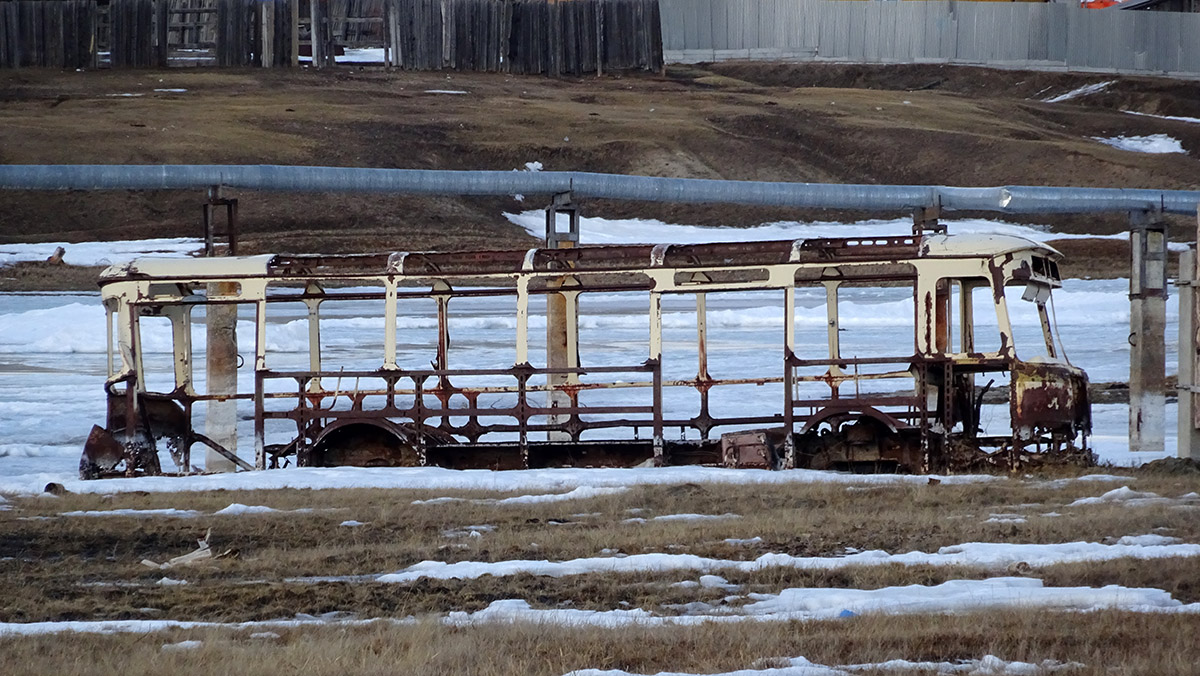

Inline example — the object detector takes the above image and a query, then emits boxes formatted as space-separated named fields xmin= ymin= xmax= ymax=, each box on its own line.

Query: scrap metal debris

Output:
xmin=140 ymin=529 xmax=235 ymax=570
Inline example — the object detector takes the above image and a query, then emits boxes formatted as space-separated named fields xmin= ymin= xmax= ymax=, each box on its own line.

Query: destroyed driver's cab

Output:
xmin=81 ymin=229 xmax=1090 ymax=479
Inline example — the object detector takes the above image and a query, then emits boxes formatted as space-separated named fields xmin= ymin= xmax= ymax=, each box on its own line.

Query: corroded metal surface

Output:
xmin=82 ymin=229 xmax=1091 ymax=478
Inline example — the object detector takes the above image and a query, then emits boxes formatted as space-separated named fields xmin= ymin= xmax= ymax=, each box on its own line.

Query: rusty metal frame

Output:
xmin=84 ymin=229 xmax=1092 ymax=476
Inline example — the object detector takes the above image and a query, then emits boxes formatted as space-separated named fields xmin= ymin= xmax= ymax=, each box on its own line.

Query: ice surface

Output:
xmin=377 ymin=540 xmax=1200 ymax=584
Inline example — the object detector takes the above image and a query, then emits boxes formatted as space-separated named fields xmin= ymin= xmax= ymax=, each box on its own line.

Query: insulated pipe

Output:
xmin=2 ymin=165 xmax=1200 ymax=215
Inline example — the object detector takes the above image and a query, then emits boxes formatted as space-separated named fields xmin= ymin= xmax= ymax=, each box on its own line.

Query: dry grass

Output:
xmin=2 ymin=471 xmax=1198 ymax=628
xmin=4 ymin=611 xmax=1200 ymax=676
xmin=2 ymin=64 xmax=1197 ymax=281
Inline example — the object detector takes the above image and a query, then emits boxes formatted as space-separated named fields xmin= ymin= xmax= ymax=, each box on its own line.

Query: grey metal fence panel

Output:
xmin=695 ymin=0 xmax=714 ymax=51
xmin=660 ymin=0 xmax=1200 ymax=78
xmin=1185 ymin=15 xmax=1200 ymax=73
xmin=1027 ymin=3 xmax=1049 ymax=63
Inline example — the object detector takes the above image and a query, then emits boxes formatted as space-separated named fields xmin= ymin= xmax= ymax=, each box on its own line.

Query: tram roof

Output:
xmin=99 ymin=232 xmax=1057 ymax=283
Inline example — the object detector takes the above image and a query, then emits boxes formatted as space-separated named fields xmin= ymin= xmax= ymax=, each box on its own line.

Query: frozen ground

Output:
xmin=0 ymin=217 xmax=1182 ymax=485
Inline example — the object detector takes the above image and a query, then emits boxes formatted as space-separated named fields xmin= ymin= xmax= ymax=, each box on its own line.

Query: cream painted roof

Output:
xmin=920 ymin=233 xmax=1061 ymax=259
xmin=100 ymin=255 xmax=275 ymax=281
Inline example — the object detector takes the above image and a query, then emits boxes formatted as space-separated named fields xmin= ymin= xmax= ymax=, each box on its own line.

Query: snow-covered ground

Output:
xmin=0 ymin=216 xmax=1184 ymax=487
xmin=0 ymin=237 xmax=202 ymax=266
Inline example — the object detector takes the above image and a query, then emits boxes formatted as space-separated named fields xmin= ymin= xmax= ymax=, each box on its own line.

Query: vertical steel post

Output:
xmin=1129 ymin=211 xmax=1168 ymax=454
xmin=545 ymin=192 xmax=579 ymax=441
xmin=1177 ymin=245 xmax=1199 ymax=459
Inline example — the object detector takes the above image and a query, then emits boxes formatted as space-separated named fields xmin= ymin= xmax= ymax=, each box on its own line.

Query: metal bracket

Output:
xmin=546 ymin=191 xmax=580 ymax=248
xmin=912 ymin=206 xmax=945 ymax=235
xmin=203 ymin=185 xmax=239 ymax=257
xmin=1129 ymin=209 xmax=1168 ymax=300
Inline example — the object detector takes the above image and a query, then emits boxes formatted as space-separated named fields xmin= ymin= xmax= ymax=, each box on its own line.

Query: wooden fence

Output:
xmin=0 ymin=0 xmax=661 ymax=74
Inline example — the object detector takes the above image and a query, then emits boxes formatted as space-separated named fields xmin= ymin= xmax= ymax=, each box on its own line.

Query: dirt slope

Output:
xmin=0 ymin=63 xmax=1197 ymax=268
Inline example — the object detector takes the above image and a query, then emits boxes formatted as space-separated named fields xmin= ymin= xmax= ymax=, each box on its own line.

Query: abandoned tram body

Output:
xmin=81 ymin=230 xmax=1091 ymax=478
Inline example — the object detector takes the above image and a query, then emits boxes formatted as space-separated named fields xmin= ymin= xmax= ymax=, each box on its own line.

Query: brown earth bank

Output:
xmin=0 ymin=62 xmax=1198 ymax=278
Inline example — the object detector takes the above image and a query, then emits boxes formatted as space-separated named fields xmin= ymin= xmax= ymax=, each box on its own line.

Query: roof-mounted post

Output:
xmin=912 ymin=206 xmax=945 ymax=236
xmin=202 ymin=185 xmax=239 ymax=257
xmin=545 ymin=191 xmax=580 ymax=248
xmin=1129 ymin=209 xmax=1168 ymax=456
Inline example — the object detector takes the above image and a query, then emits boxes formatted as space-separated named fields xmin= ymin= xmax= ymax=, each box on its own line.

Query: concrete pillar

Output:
xmin=205 ymin=284 xmax=239 ymax=472
xmin=1177 ymin=246 xmax=1200 ymax=459
xmin=1129 ymin=214 xmax=1168 ymax=454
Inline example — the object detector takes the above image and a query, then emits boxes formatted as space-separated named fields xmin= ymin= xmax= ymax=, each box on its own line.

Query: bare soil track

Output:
xmin=1 ymin=63 xmax=1198 ymax=284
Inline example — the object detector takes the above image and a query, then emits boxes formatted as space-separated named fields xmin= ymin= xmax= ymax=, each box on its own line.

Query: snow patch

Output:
xmin=377 ymin=540 xmax=1200 ymax=584
xmin=564 ymin=654 xmax=1085 ymax=675
xmin=447 ymin=577 xmax=1198 ymax=628
xmin=61 ymin=508 xmax=201 ymax=518
xmin=1115 ymin=534 xmax=1182 ymax=546
xmin=160 ymin=639 xmax=202 ymax=651
xmin=414 ymin=485 xmax=628 ymax=506
xmin=213 ymin=503 xmax=280 ymax=516
xmin=984 ymin=514 xmax=1028 ymax=525
xmin=1043 ymin=81 xmax=1114 ymax=103
xmin=0 ymin=237 xmax=202 ymax=267
xmin=1093 ymin=134 xmax=1185 ymax=154
xmin=1125 ymin=110 xmax=1200 ymax=125
xmin=1067 ymin=486 xmax=1172 ymax=507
